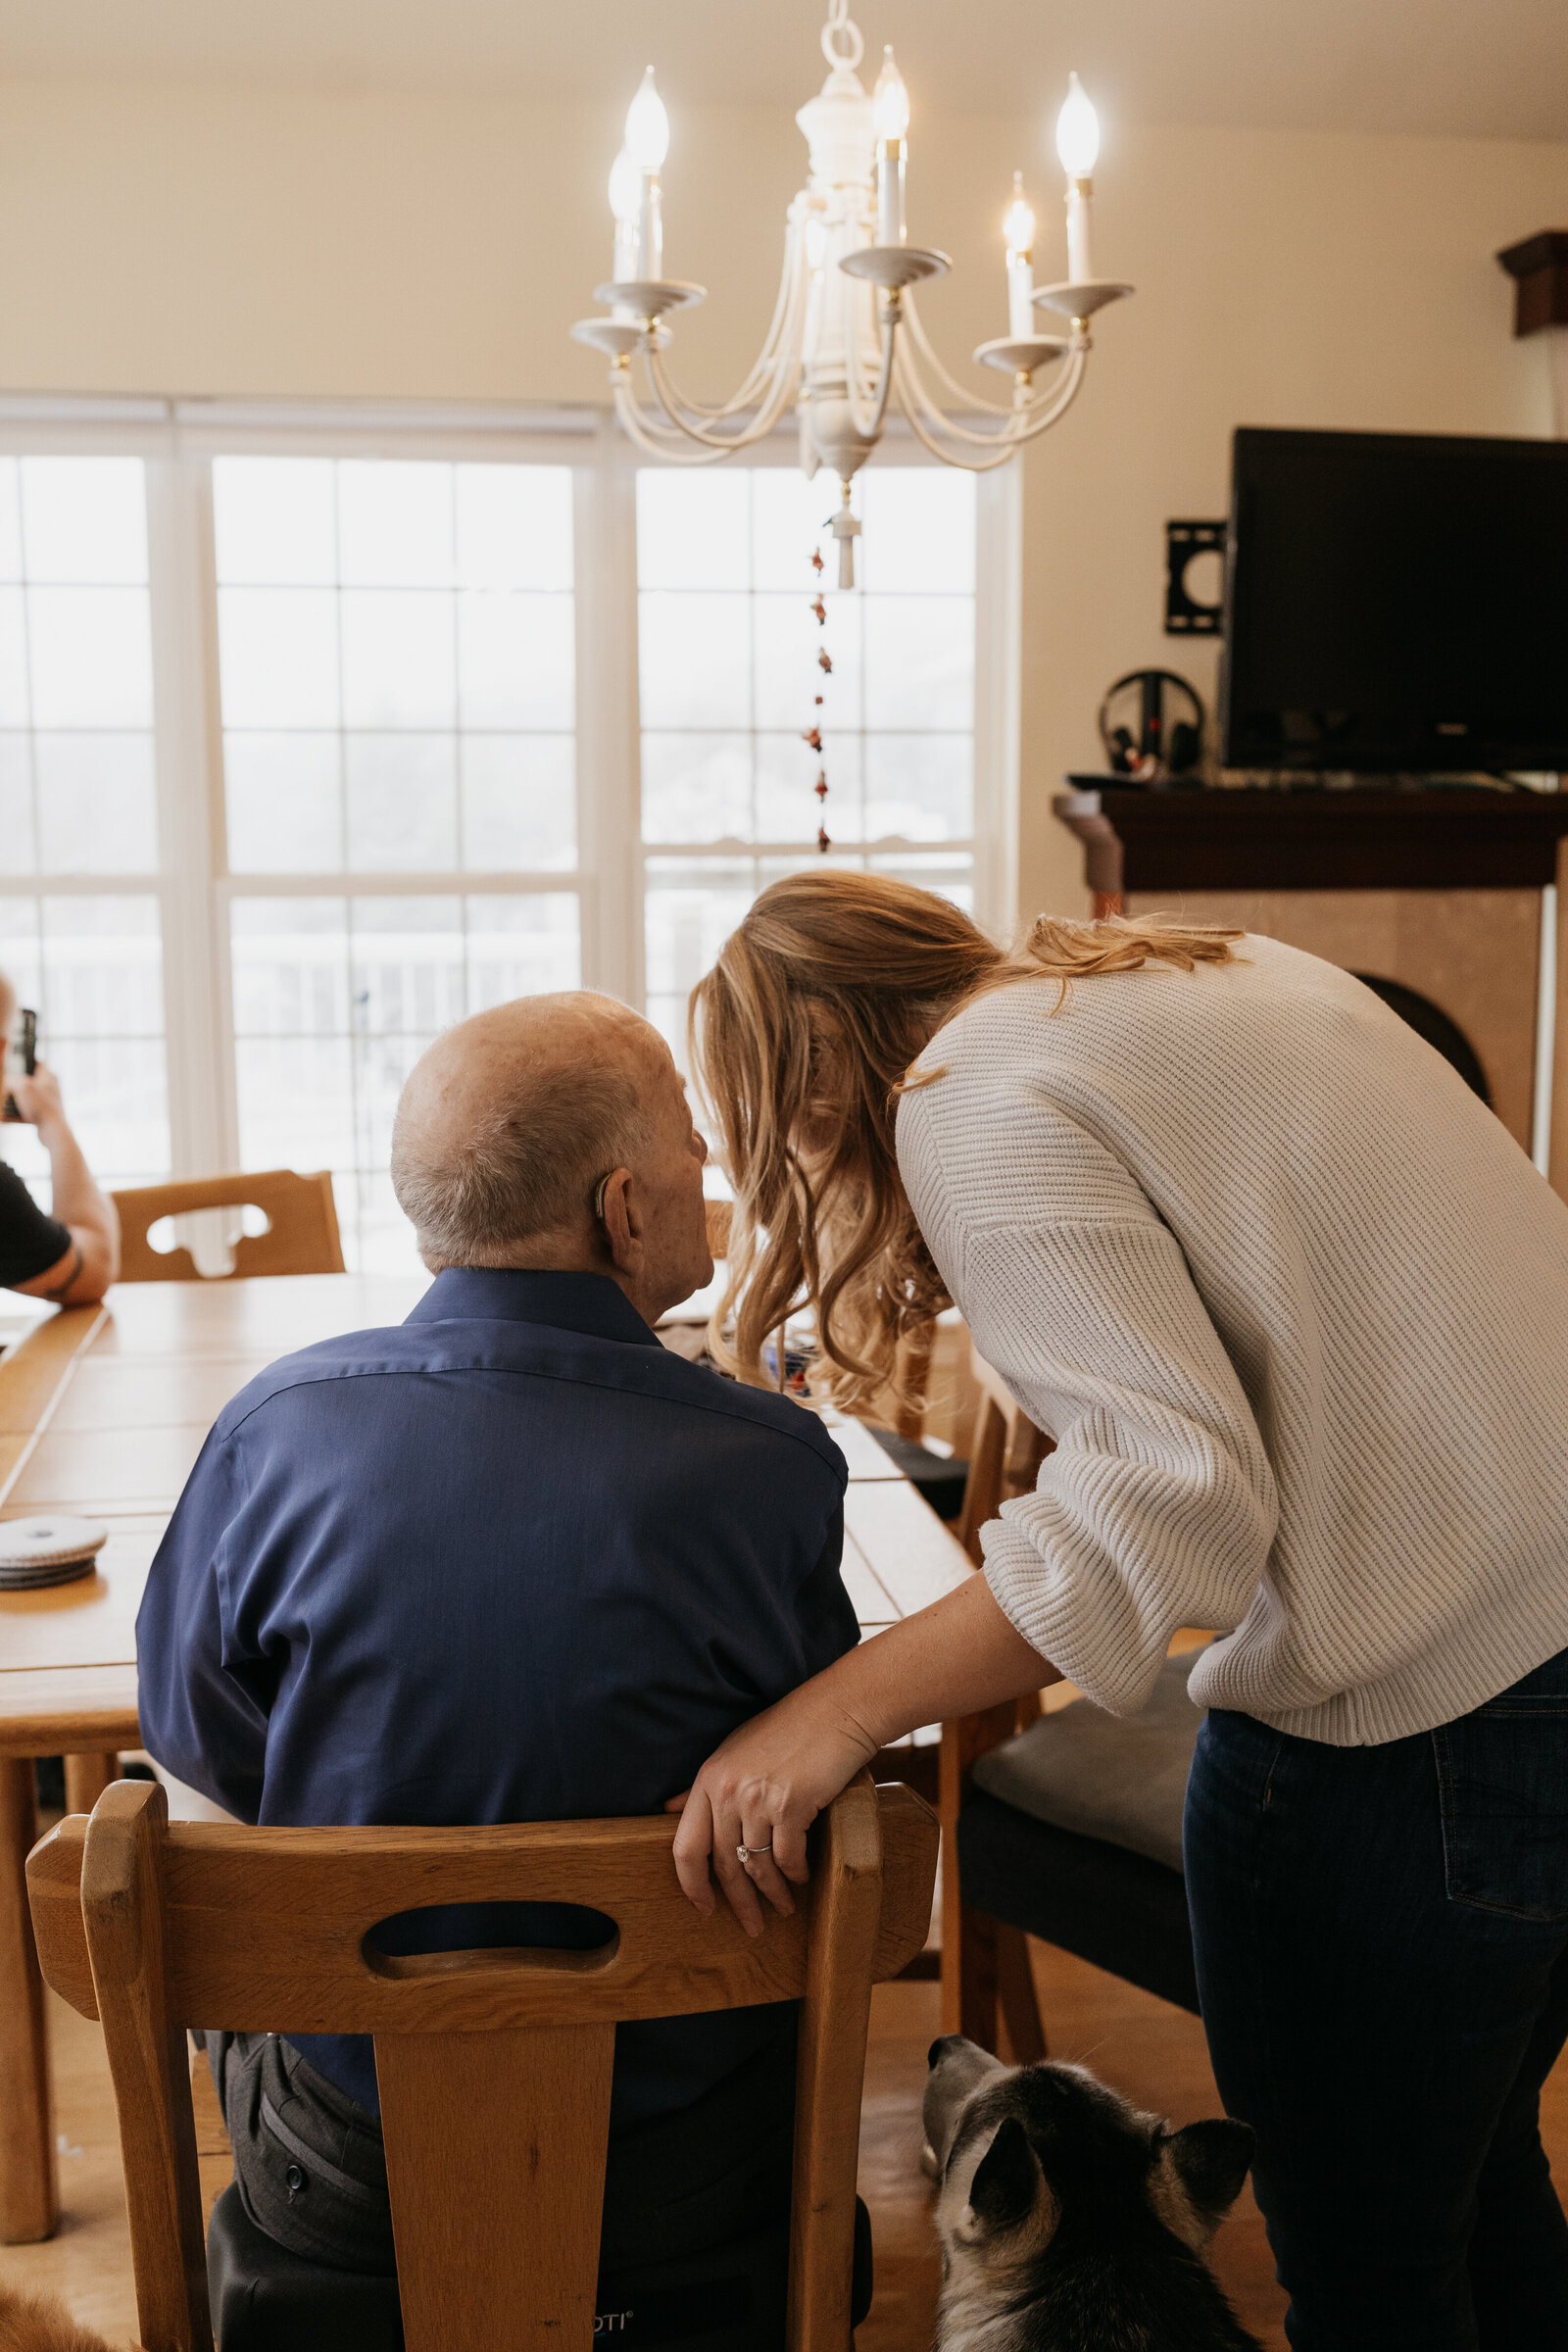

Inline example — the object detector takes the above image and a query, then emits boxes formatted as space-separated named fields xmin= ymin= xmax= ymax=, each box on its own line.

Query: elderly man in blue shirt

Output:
xmin=135 ymin=990 xmax=857 ymax=2330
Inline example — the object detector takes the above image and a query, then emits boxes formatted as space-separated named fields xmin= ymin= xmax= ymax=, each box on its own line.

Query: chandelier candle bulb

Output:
xmin=877 ymin=143 xmax=906 ymax=247
xmin=1004 ymin=173 xmax=1036 ymax=339
xmin=624 ymin=66 xmax=670 ymax=279
xmin=1064 ymin=177 xmax=1093 ymax=286
xmin=609 ymin=148 xmax=642 ymax=285
xmin=872 ymin=46 xmax=909 ymax=244
xmin=1055 ymin=72 xmax=1100 ymax=285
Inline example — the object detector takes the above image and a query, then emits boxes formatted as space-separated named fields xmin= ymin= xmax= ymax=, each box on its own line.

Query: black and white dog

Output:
xmin=924 ymin=2037 xmax=1264 ymax=2352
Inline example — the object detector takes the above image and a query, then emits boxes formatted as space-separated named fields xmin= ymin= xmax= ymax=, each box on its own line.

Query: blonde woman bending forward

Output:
xmin=671 ymin=869 xmax=1568 ymax=2352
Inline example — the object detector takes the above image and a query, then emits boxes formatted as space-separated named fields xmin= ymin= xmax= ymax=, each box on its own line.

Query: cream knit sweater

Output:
xmin=896 ymin=935 xmax=1568 ymax=1745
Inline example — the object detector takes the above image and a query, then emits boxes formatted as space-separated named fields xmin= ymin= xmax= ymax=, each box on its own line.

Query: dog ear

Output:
xmin=923 ymin=2037 xmax=1011 ymax=2180
xmin=1161 ymin=2118 xmax=1256 ymax=2223
xmin=926 ymin=2034 xmax=986 ymax=2072
xmin=965 ymin=2116 xmax=1041 ymax=2239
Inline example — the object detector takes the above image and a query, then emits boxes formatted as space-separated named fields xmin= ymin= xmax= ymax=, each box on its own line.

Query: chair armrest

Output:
xmin=870 ymin=1783 xmax=939 ymax=1981
xmin=25 ymin=1813 xmax=97 ymax=2018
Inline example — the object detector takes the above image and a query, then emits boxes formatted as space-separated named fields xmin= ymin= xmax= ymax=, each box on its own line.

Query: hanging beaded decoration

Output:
xmin=806 ymin=545 xmax=831 ymax=852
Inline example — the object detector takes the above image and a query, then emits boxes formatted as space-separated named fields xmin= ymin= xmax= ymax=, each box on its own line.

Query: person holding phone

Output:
xmin=0 ymin=967 xmax=119 ymax=1303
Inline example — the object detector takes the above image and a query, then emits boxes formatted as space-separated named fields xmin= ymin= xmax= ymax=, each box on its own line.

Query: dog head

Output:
xmin=925 ymin=2035 xmax=1255 ymax=2294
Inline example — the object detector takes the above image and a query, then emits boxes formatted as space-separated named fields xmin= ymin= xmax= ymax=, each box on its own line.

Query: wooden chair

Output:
xmin=942 ymin=1345 xmax=1053 ymax=2063
xmin=944 ymin=1343 xmax=1202 ymax=2053
xmin=704 ymin=1198 xmax=733 ymax=1260
xmin=112 ymin=1170 xmax=344 ymax=1283
xmin=26 ymin=1773 xmax=937 ymax=2352
xmin=954 ymin=1348 xmax=1054 ymax=1571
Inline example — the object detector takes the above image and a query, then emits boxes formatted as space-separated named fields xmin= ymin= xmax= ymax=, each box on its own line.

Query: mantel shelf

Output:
xmin=1054 ymin=785 xmax=1568 ymax=898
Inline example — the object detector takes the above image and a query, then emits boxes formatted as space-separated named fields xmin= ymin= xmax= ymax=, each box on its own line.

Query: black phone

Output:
xmin=4 ymin=1006 xmax=36 ymax=1120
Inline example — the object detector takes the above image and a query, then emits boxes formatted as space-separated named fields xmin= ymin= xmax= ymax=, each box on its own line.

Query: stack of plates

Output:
xmin=0 ymin=1515 xmax=109 ymax=1592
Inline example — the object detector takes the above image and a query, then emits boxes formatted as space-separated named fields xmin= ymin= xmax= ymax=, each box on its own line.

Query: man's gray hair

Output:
xmin=390 ymin=1053 xmax=651 ymax=1266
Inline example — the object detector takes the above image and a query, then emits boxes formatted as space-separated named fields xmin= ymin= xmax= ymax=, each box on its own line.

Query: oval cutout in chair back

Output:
xmin=149 ymin=1201 xmax=274 ymax=1278
xmin=363 ymin=1898 xmax=619 ymax=1982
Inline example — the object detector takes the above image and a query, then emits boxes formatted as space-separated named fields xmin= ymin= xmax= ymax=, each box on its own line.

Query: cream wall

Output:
xmin=1017 ymin=126 xmax=1568 ymax=917
xmin=1 ymin=76 xmax=1565 ymax=917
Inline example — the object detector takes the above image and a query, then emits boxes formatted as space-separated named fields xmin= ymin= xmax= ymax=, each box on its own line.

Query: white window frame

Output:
xmin=0 ymin=397 xmax=1020 ymax=1186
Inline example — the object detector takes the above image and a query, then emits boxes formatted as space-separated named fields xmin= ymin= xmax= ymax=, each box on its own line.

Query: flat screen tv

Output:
xmin=1221 ymin=425 xmax=1568 ymax=774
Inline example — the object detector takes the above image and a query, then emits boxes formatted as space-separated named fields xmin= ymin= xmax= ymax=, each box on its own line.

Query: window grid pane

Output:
xmin=228 ymin=893 xmax=581 ymax=1272
xmin=215 ymin=458 xmax=578 ymax=880
xmin=0 ymin=893 xmax=169 ymax=1193
xmin=636 ymin=465 xmax=977 ymax=1067
xmin=215 ymin=456 xmax=582 ymax=1273
xmin=0 ymin=461 xmax=160 ymax=869
xmin=0 ymin=455 xmax=171 ymax=1200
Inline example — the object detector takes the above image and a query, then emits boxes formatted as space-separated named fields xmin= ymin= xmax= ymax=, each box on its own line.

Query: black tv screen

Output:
xmin=1221 ymin=426 xmax=1568 ymax=773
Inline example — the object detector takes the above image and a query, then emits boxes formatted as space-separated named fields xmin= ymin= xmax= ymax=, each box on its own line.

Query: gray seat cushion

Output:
xmin=970 ymin=1649 xmax=1205 ymax=1873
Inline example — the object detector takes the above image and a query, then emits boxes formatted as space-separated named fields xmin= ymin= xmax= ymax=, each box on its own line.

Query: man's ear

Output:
xmin=1161 ymin=2119 xmax=1255 ymax=2226
xmin=964 ymin=2117 xmax=1041 ymax=2240
xmin=598 ymin=1165 xmax=640 ymax=1270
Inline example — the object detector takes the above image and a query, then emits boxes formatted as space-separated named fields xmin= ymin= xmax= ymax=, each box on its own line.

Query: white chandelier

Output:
xmin=571 ymin=0 xmax=1132 ymax=584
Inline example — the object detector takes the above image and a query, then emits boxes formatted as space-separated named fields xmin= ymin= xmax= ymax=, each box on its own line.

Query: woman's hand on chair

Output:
xmin=666 ymin=1685 xmax=880 ymax=1937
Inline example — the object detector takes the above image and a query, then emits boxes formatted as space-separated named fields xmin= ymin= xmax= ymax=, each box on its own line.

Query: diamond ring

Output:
xmin=737 ymin=1841 xmax=773 ymax=1865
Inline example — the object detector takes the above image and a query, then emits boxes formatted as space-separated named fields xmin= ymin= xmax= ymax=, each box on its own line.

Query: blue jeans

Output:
xmin=1184 ymin=1644 xmax=1568 ymax=2350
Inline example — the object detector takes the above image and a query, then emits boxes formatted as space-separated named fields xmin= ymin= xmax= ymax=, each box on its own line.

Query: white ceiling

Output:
xmin=0 ymin=0 xmax=1564 ymax=143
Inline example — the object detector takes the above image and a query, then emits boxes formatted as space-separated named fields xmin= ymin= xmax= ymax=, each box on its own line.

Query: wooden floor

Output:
xmin=7 ymin=1936 xmax=1568 ymax=2349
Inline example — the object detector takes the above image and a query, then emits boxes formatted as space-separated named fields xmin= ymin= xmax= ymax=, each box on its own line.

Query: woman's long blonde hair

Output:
xmin=690 ymin=870 xmax=1240 ymax=1414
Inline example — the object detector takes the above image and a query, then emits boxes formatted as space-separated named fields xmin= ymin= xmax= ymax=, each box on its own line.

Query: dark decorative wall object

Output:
xmin=1164 ymin=519 xmax=1225 ymax=635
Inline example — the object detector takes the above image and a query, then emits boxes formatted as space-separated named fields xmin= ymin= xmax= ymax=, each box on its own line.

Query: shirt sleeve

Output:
xmin=901 ymin=1077 xmax=1279 ymax=1716
xmin=0 ymin=1158 xmax=72 ymax=1289
xmin=133 ymin=1427 xmax=272 ymax=1822
xmin=794 ymin=1508 xmax=859 ymax=1678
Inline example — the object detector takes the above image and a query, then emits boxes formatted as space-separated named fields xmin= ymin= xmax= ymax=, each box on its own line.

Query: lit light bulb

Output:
xmin=608 ymin=147 xmax=642 ymax=227
xmin=624 ymin=66 xmax=670 ymax=172
xmin=1004 ymin=171 xmax=1036 ymax=337
xmin=1055 ymin=72 xmax=1100 ymax=178
xmin=873 ymin=46 xmax=909 ymax=244
xmin=1004 ymin=173 xmax=1036 ymax=261
xmin=872 ymin=47 xmax=910 ymax=146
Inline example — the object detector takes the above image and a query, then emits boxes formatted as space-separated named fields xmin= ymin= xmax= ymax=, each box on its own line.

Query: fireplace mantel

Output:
xmin=1054 ymin=785 xmax=1568 ymax=902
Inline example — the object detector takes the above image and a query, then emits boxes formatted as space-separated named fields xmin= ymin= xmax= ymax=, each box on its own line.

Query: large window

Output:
xmin=0 ymin=455 xmax=169 ymax=1195
xmin=638 ymin=465 xmax=977 ymax=1057
xmin=0 ymin=406 xmax=1016 ymax=1273
xmin=212 ymin=455 xmax=581 ymax=1268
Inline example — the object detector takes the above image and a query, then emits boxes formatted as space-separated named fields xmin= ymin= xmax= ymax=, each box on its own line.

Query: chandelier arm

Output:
xmin=900 ymin=287 xmax=1027 ymax=421
xmin=612 ymin=372 xmax=735 ymax=465
xmin=613 ymin=364 xmax=720 ymax=446
xmin=654 ymin=221 xmax=808 ymax=420
xmin=1004 ymin=341 xmax=1092 ymax=434
xmin=841 ymin=287 xmax=897 ymax=443
xmin=894 ymin=348 xmax=1088 ymax=470
xmin=893 ymin=343 xmax=1039 ymax=453
xmin=893 ymin=381 xmax=1028 ymax=472
xmin=895 ymin=337 xmax=1089 ymax=453
xmin=644 ymin=340 xmax=803 ymax=450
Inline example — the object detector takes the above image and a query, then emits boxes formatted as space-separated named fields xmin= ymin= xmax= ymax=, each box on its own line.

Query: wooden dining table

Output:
xmin=0 ymin=1273 xmax=971 ymax=2243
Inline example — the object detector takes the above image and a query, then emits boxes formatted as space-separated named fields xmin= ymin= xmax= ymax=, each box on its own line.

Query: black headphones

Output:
xmin=1097 ymin=669 xmax=1205 ymax=784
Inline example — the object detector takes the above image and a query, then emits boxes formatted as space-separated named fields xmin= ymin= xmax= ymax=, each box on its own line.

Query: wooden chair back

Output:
xmin=945 ymin=1345 xmax=1054 ymax=2062
xmin=704 ymin=1198 xmax=733 ymax=1260
xmin=955 ymin=1346 xmax=1054 ymax=1567
xmin=27 ymin=1775 xmax=936 ymax=2352
xmin=111 ymin=1170 xmax=345 ymax=1283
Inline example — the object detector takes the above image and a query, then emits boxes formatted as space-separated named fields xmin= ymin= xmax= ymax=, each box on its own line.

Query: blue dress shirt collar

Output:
xmin=405 ymin=1266 xmax=662 ymax=1349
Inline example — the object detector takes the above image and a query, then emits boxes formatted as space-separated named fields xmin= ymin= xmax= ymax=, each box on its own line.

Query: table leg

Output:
xmin=64 ymin=1753 xmax=119 ymax=1816
xmin=0 ymin=1756 xmax=57 ymax=2243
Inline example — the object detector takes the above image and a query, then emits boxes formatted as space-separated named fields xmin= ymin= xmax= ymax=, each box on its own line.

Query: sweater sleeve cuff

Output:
xmin=979 ymin=1514 xmax=1173 ymax=1718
